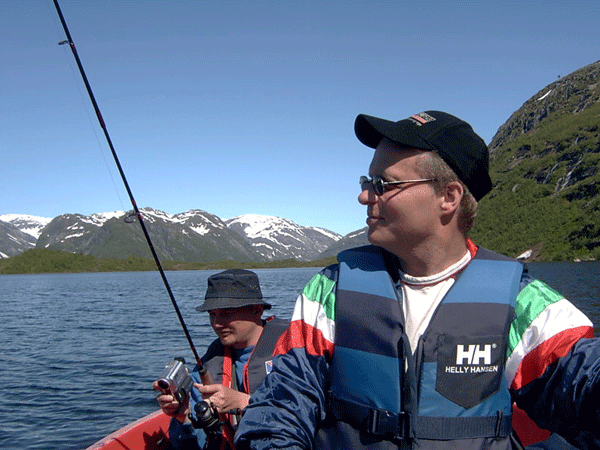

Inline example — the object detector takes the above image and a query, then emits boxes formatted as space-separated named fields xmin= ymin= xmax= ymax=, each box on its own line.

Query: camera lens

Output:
xmin=157 ymin=379 xmax=169 ymax=390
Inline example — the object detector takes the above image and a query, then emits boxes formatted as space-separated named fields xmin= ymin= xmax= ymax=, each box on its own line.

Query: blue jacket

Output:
xmin=235 ymin=246 xmax=600 ymax=449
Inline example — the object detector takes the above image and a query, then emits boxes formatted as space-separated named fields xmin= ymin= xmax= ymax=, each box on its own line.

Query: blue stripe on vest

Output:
xmin=331 ymin=346 xmax=401 ymax=413
xmin=338 ymin=247 xmax=398 ymax=299
xmin=334 ymin=289 xmax=404 ymax=356
xmin=443 ymin=259 xmax=522 ymax=305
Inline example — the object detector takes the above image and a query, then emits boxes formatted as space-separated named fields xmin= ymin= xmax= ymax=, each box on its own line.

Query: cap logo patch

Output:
xmin=409 ymin=112 xmax=436 ymax=126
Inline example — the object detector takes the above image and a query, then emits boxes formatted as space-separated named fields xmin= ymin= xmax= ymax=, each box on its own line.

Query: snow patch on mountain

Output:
xmin=87 ymin=211 xmax=126 ymax=224
xmin=0 ymin=214 xmax=53 ymax=239
xmin=226 ymin=214 xmax=290 ymax=239
xmin=225 ymin=214 xmax=341 ymax=261
xmin=189 ymin=225 xmax=209 ymax=235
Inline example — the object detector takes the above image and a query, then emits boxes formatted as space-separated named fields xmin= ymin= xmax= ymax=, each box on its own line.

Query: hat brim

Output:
xmin=355 ymin=114 xmax=436 ymax=151
xmin=196 ymin=298 xmax=272 ymax=312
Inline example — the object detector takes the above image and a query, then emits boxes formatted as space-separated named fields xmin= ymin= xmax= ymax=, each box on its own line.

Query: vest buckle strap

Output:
xmin=327 ymin=394 xmax=411 ymax=440
xmin=368 ymin=409 xmax=411 ymax=439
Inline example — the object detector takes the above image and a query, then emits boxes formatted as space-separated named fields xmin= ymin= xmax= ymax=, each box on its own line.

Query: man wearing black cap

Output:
xmin=236 ymin=112 xmax=600 ymax=449
xmin=154 ymin=269 xmax=288 ymax=450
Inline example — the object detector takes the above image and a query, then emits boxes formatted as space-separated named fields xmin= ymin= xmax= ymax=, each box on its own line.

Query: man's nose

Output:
xmin=358 ymin=188 xmax=376 ymax=205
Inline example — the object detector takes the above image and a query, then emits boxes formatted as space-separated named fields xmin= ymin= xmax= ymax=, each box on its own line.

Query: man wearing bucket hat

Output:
xmin=155 ymin=269 xmax=288 ymax=450
xmin=236 ymin=111 xmax=600 ymax=449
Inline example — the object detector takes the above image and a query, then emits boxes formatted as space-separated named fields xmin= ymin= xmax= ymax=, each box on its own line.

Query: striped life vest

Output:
xmin=317 ymin=245 xmax=523 ymax=449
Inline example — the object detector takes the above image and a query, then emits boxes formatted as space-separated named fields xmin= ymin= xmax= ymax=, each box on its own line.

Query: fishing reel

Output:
xmin=191 ymin=401 xmax=222 ymax=434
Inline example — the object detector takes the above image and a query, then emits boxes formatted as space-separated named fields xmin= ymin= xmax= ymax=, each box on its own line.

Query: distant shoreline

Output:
xmin=0 ymin=248 xmax=336 ymax=275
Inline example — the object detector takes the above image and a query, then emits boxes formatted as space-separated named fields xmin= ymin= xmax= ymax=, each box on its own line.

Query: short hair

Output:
xmin=414 ymin=150 xmax=478 ymax=236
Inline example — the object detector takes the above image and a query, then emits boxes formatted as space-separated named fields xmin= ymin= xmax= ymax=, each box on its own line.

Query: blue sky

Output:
xmin=2 ymin=1 xmax=599 ymax=236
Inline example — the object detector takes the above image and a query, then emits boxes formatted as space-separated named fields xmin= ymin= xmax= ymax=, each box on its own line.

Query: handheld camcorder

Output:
xmin=156 ymin=357 xmax=193 ymax=403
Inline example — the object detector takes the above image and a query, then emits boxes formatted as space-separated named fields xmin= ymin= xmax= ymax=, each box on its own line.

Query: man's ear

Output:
xmin=440 ymin=180 xmax=464 ymax=214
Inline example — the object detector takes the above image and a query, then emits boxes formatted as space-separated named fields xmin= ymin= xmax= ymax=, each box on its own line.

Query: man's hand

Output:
xmin=195 ymin=383 xmax=250 ymax=413
xmin=152 ymin=380 xmax=190 ymax=423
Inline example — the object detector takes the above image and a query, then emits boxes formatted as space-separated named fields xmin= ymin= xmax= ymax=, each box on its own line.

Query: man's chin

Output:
xmin=366 ymin=228 xmax=393 ymax=253
xmin=366 ymin=225 xmax=382 ymax=243
xmin=218 ymin=335 xmax=232 ymax=346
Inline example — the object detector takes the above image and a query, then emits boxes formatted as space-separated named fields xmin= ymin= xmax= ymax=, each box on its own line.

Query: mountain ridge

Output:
xmin=0 ymin=210 xmax=350 ymax=263
xmin=2 ymin=60 xmax=599 ymax=263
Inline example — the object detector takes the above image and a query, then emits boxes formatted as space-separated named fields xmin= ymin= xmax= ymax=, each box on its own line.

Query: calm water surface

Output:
xmin=0 ymin=263 xmax=598 ymax=449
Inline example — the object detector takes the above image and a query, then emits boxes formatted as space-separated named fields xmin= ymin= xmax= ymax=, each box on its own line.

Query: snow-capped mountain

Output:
xmin=317 ymin=227 xmax=370 ymax=260
xmin=0 ymin=221 xmax=36 ymax=258
xmin=225 ymin=214 xmax=341 ymax=261
xmin=0 ymin=214 xmax=53 ymax=239
xmin=0 ymin=214 xmax=52 ymax=258
xmin=33 ymin=209 xmax=263 ymax=263
xmin=1 ymin=209 xmax=346 ymax=262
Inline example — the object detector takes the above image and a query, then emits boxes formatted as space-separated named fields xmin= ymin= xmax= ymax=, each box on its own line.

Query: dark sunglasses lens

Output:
xmin=359 ymin=176 xmax=370 ymax=192
xmin=360 ymin=176 xmax=384 ymax=195
xmin=372 ymin=177 xmax=385 ymax=195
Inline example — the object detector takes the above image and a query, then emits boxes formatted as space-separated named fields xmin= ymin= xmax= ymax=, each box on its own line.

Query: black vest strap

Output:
xmin=413 ymin=412 xmax=512 ymax=440
xmin=328 ymin=393 xmax=410 ymax=439
xmin=328 ymin=394 xmax=512 ymax=440
xmin=246 ymin=317 xmax=289 ymax=394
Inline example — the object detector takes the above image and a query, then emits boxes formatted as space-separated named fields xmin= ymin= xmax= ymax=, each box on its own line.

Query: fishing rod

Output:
xmin=52 ymin=0 xmax=212 ymax=384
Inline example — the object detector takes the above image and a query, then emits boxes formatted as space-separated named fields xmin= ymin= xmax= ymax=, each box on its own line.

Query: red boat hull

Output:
xmin=85 ymin=410 xmax=172 ymax=450
xmin=85 ymin=405 xmax=552 ymax=449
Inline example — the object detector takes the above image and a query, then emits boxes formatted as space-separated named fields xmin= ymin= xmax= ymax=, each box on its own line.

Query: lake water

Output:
xmin=1 ymin=263 xmax=599 ymax=450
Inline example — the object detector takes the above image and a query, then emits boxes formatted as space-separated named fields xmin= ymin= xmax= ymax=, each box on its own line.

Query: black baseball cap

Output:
xmin=196 ymin=269 xmax=272 ymax=312
xmin=354 ymin=111 xmax=492 ymax=201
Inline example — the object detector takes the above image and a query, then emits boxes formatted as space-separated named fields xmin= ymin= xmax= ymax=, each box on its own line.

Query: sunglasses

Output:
xmin=359 ymin=175 xmax=437 ymax=196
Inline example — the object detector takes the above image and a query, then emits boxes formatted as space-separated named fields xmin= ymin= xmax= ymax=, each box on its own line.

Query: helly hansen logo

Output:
xmin=436 ymin=335 xmax=504 ymax=410
xmin=445 ymin=342 xmax=499 ymax=375
xmin=455 ymin=344 xmax=495 ymax=365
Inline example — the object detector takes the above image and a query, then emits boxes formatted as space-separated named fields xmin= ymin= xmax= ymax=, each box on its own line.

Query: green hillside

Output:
xmin=470 ymin=61 xmax=600 ymax=261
